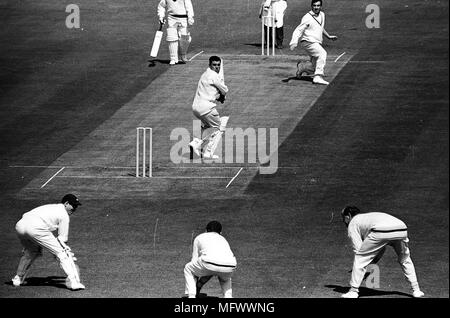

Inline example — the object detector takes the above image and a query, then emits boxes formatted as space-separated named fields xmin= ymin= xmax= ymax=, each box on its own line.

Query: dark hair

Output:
xmin=311 ymin=0 xmax=322 ymax=6
xmin=61 ymin=193 xmax=82 ymax=207
xmin=206 ymin=221 xmax=222 ymax=233
xmin=209 ymin=56 xmax=221 ymax=65
xmin=341 ymin=206 xmax=361 ymax=217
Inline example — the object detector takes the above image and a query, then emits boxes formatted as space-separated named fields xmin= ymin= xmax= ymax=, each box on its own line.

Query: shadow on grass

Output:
xmin=5 ymin=276 xmax=68 ymax=289
xmin=244 ymin=43 xmax=263 ymax=48
xmin=182 ymin=293 xmax=219 ymax=299
xmin=282 ymin=75 xmax=313 ymax=83
xmin=148 ymin=59 xmax=170 ymax=67
xmin=325 ymin=284 xmax=413 ymax=298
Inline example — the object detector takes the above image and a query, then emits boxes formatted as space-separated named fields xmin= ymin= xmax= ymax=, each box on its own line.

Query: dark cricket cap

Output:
xmin=61 ymin=194 xmax=82 ymax=206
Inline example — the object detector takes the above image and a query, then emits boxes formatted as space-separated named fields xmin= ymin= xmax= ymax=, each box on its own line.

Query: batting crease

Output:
xmin=41 ymin=167 xmax=65 ymax=188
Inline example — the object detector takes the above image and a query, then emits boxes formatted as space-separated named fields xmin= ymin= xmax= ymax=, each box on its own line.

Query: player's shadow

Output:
xmin=182 ymin=293 xmax=219 ymax=299
xmin=282 ymin=75 xmax=314 ymax=83
xmin=325 ymin=284 xmax=413 ymax=298
xmin=244 ymin=43 xmax=263 ymax=48
xmin=148 ymin=59 xmax=171 ymax=67
xmin=4 ymin=276 xmax=68 ymax=289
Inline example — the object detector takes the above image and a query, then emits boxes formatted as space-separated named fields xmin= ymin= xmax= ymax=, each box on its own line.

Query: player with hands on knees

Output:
xmin=341 ymin=206 xmax=425 ymax=298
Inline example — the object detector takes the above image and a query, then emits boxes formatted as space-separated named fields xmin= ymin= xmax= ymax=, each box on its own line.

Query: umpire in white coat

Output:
xmin=12 ymin=194 xmax=85 ymax=290
xmin=341 ymin=206 xmax=425 ymax=298
xmin=184 ymin=221 xmax=237 ymax=298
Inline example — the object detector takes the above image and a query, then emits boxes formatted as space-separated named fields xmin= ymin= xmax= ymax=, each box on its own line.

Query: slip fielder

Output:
xmin=184 ymin=221 xmax=237 ymax=298
xmin=341 ymin=206 xmax=425 ymax=298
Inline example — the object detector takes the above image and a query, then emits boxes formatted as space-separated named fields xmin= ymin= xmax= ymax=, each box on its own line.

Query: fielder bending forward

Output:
xmin=184 ymin=221 xmax=237 ymax=298
xmin=341 ymin=206 xmax=425 ymax=298
xmin=157 ymin=0 xmax=194 ymax=65
xmin=12 ymin=194 xmax=85 ymax=290
xmin=289 ymin=0 xmax=337 ymax=85
xmin=189 ymin=56 xmax=229 ymax=160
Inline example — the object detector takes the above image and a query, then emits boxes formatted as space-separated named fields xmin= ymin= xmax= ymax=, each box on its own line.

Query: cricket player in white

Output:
xmin=289 ymin=0 xmax=337 ymax=85
xmin=12 ymin=194 xmax=85 ymax=290
xmin=189 ymin=56 xmax=229 ymax=159
xmin=157 ymin=0 xmax=194 ymax=65
xmin=184 ymin=221 xmax=237 ymax=298
xmin=341 ymin=206 xmax=425 ymax=298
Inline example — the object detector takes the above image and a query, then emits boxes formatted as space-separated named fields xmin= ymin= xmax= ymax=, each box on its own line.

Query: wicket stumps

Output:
xmin=136 ymin=127 xmax=152 ymax=177
xmin=261 ymin=13 xmax=275 ymax=56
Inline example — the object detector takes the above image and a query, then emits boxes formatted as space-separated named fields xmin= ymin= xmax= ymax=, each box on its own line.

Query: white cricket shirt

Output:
xmin=192 ymin=68 xmax=229 ymax=117
xmin=290 ymin=10 xmax=325 ymax=45
xmin=22 ymin=203 xmax=70 ymax=242
xmin=347 ymin=212 xmax=408 ymax=253
xmin=192 ymin=232 xmax=237 ymax=267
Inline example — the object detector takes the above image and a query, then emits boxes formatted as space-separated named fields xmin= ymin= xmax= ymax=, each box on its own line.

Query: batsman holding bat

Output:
xmin=341 ymin=206 xmax=425 ymax=298
xmin=157 ymin=0 xmax=194 ymax=65
xmin=11 ymin=194 xmax=85 ymax=290
xmin=189 ymin=56 xmax=229 ymax=160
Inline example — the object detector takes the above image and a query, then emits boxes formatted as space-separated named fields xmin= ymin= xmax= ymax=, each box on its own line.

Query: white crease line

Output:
xmin=189 ymin=50 xmax=204 ymax=61
xmin=41 ymin=167 xmax=65 ymax=188
xmin=226 ymin=167 xmax=243 ymax=188
xmin=334 ymin=52 xmax=346 ymax=62
xmin=153 ymin=218 xmax=159 ymax=252
xmin=57 ymin=175 xmax=230 ymax=179
xmin=9 ymin=165 xmax=256 ymax=169
xmin=349 ymin=61 xmax=386 ymax=63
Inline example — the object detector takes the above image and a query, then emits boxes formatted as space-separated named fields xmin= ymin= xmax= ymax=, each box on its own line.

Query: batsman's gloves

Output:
xmin=216 ymin=93 xmax=226 ymax=104
xmin=69 ymin=251 xmax=77 ymax=262
xmin=188 ymin=17 xmax=194 ymax=26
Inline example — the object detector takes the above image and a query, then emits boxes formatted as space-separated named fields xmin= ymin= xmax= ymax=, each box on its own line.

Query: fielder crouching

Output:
xmin=184 ymin=221 xmax=237 ymax=298
xmin=157 ymin=0 xmax=194 ymax=65
xmin=12 ymin=194 xmax=85 ymax=291
xmin=341 ymin=206 xmax=425 ymax=298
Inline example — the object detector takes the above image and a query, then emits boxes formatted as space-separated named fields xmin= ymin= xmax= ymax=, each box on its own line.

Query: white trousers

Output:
xmin=184 ymin=257 xmax=235 ymax=298
xmin=350 ymin=230 xmax=419 ymax=289
xmin=300 ymin=41 xmax=327 ymax=76
xmin=15 ymin=218 xmax=73 ymax=279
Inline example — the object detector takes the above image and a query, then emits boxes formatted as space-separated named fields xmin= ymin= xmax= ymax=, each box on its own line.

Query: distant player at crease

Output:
xmin=157 ymin=0 xmax=194 ymax=65
xmin=341 ymin=206 xmax=425 ymax=298
xmin=289 ymin=0 xmax=337 ymax=85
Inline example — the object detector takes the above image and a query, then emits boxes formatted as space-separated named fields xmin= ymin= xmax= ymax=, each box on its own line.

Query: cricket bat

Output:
xmin=219 ymin=58 xmax=224 ymax=83
xmin=150 ymin=22 xmax=164 ymax=58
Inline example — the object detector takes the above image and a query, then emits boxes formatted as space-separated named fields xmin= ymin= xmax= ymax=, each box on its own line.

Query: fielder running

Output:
xmin=289 ymin=0 xmax=337 ymax=85
xmin=341 ymin=206 xmax=425 ymax=298
xmin=157 ymin=0 xmax=194 ymax=65
xmin=184 ymin=221 xmax=237 ymax=298
xmin=189 ymin=56 xmax=229 ymax=160
xmin=11 ymin=194 xmax=85 ymax=290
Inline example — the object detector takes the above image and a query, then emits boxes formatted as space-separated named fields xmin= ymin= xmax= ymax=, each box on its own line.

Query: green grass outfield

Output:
xmin=0 ymin=0 xmax=448 ymax=299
